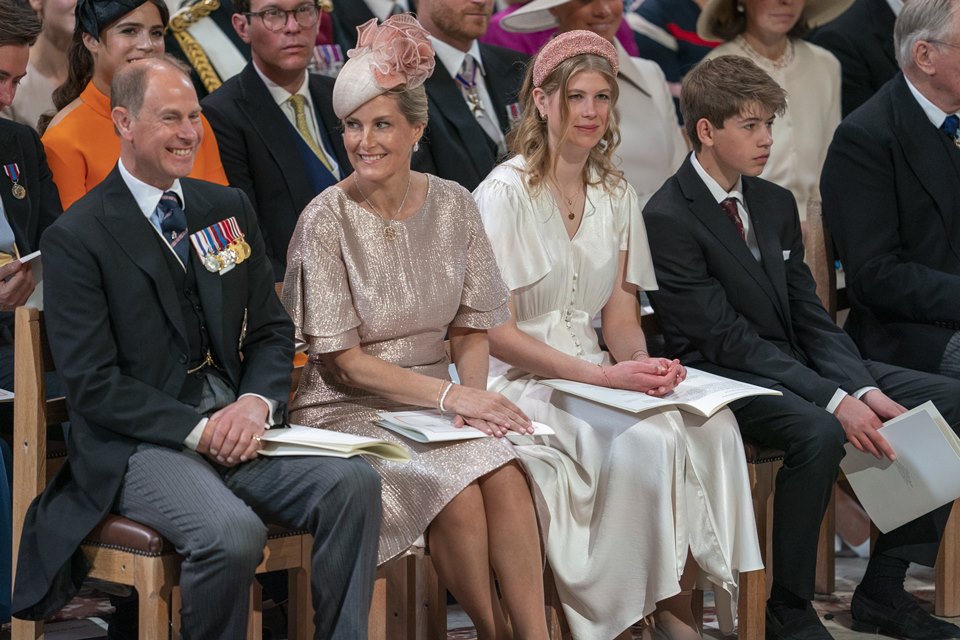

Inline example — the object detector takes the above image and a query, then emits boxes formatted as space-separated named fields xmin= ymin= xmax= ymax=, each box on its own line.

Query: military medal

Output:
xmin=3 ymin=164 xmax=25 ymax=200
xmin=226 ymin=217 xmax=251 ymax=262
xmin=190 ymin=227 xmax=225 ymax=273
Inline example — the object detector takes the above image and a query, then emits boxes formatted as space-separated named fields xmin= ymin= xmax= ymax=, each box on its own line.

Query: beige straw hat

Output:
xmin=696 ymin=0 xmax=853 ymax=42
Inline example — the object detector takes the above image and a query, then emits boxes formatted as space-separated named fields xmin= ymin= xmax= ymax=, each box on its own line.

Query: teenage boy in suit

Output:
xmin=644 ymin=54 xmax=960 ymax=640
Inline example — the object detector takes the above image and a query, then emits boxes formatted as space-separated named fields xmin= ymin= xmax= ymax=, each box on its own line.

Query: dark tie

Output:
xmin=942 ymin=114 xmax=960 ymax=148
xmin=719 ymin=197 xmax=746 ymax=242
xmin=156 ymin=191 xmax=190 ymax=266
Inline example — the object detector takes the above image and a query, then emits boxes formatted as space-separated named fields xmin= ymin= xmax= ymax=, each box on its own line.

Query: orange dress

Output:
xmin=42 ymin=82 xmax=229 ymax=210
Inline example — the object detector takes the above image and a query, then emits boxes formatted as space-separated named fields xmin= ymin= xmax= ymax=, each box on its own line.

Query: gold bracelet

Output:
xmin=631 ymin=349 xmax=649 ymax=360
xmin=436 ymin=380 xmax=447 ymax=412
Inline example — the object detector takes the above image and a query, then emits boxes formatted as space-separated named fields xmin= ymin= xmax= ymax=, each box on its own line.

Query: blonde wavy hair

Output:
xmin=507 ymin=53 xmax=623 ymax=194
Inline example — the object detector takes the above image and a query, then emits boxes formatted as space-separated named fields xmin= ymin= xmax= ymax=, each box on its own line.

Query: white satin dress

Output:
xmin=474 ymin=156 xmax=763 ymax=639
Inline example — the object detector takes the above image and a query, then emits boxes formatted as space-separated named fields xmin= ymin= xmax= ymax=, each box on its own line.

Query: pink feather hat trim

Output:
xmin=533 ymin=30 xmax=619 ymax=87
xmin=332 ymin=14 xmax=436 ymax=120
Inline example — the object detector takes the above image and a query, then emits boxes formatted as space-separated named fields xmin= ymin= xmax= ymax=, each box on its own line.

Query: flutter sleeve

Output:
xmin=451 ymin=186 xmax=510 ymax=329
xmin=620 ymin=182 xmax=659 ymax=291
xmin=281 ymin=191 xmax=362 ymax=355
xmin=473 ymin=166 xmax=552 ymax=291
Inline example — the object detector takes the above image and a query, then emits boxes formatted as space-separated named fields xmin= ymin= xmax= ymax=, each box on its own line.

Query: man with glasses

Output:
xmin=822 ymin=2 xmax=960 ymax=635
xmin=201 ymin=0 xmax=348 ymax=279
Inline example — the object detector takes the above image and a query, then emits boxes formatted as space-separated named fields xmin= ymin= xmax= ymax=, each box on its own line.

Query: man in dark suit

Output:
xmin=809 ymin=0 xmax=898 ymax=117
xmin=645 ymin=55 xmax=960 ymax=640
xmin=0 ymin=0 xmax=62 ymax=400
xmin=330 ymin=0 xmax=415 ymax=50
xmin=414 ymin=0 xmax=527 ymax=191
xmin=12 ymin=56 xmax=381 ymax=637
xmin=202 ymin=0 xmax=349 ymax=280
xmin=822 ymin=0 xmax=960 ymax=384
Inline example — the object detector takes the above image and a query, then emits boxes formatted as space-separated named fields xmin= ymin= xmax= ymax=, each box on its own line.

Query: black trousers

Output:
xmin=733 ymin=360 xmax=960 ymax=600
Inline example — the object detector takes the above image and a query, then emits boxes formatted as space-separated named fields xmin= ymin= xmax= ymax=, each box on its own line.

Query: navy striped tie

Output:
xmin=157 ymin=191 xmax=189 ymax=266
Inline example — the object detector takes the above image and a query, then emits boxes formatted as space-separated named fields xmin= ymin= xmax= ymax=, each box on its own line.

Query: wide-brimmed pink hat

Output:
xmin=332 ymin=14 xmax=436 ymax=120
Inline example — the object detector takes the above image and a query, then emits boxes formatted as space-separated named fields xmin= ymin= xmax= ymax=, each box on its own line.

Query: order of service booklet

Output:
xmin=259 ymin=425 xmax=411 ymax=462
xmin=378 ymin=410 xmax=555 ymax=443
xmin=540 ymin=367 xmax=781 ymax=417
xmin=840 ymin=401 xmax=960 ymax=533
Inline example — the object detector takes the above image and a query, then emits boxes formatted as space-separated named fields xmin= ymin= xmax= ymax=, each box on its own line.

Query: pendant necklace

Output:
xmin=551 ymin=177 xmax=582 ymax=220
xmin=354 ymin=174 xmax=411 ymax=240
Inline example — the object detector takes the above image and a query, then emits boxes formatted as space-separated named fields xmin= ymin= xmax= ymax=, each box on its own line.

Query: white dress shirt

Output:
xmin=905 ymin=75 xmax=960 ymax=130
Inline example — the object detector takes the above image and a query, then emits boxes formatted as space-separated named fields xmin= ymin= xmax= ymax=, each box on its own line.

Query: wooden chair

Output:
xmin=12 ymin=306 xmax=314 ymax=640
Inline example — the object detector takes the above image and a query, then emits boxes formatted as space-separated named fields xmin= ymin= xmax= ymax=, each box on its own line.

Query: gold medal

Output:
xmin=228 ymin=241 xmax=245 ymax=264
xmin=11 ymin=183 xmax=25 ymax=200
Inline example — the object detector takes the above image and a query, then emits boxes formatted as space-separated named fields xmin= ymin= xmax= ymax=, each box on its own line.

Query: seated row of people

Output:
xmin=4 ymin=3 xmax=960 ymax=640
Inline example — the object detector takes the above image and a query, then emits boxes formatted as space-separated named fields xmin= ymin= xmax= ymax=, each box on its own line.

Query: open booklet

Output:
xmin=378 ymin=410 xmax=555 ymax=443
xmin=540 ymin=367 xmax=780 ymax=418
xmin=259 ymin=425 xmax=411 ymax=462
xmin=840 ymin=401 xmax=960 ymax=533
xmin=18 ymin=251 xmax=42 ymax=310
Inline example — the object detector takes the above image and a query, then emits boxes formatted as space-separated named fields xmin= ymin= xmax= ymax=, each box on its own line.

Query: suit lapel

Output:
xmin=97 ymin=169 xmax=187 ymax=347
xmin=678 ymin=161 xmax=787 ymax=319
xmin=890 ymin=75 xmax=960 ymax=260
xmin=181 ymin=181 xmax=226 ymax=371
xmin=0 ymin=125 xmax=33 ymax=253
xmin=479 ymin=45 xmax=521 ymax=132
xmin=308 ymin=75 xmax=350 ymax=169
xmin=238 ymin=65 xmax=320 ymax=210
xmin=425 ymin=61 xmax=497 ymax=175
xmin=744 ymin=179 xmax=792 ymax=329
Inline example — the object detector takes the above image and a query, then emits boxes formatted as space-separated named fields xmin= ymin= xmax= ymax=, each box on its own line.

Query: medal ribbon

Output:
xmin=2 ymin=164 xmax=21 ymax=184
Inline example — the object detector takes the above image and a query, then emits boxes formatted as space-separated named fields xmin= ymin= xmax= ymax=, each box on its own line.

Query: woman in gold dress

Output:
xmin=281 ymin=15 xmax=549 ymax=640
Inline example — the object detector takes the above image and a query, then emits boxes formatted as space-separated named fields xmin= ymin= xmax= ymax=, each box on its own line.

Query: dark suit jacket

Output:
xmin=0 ymin=119 xmax=61 ymax=335
xmin=13 ymin=169 xmax=293 ymax=618
xmin=412 ymin=43 xmax=527 ymax=192
xmin=202 ymin=65 xmax=350 ymax=279
xmin=808 ymin=0 xmax=897 ymax=117
xmin=330 ymin=0 xmax=417 ymax=50
xmin=821 ymin=73 xmax=960 ymax=373
xmin=644 ymin=157 xmax=876 ymax=407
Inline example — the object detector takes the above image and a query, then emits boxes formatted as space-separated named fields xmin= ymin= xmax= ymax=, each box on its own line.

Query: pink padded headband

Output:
xmin=533 ymin=30 xmax=619 ymax=87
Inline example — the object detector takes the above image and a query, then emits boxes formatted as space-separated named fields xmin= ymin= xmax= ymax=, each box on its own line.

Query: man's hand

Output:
xmin=0 ymin=261 xmax=34 ymax=311
xmin=197 ymin=395 xmax=269 ymax=466
xmin=861 ymin=389 xmax=907 ymax=421
xmin=834 ymin=394 xmax=896 ymax=460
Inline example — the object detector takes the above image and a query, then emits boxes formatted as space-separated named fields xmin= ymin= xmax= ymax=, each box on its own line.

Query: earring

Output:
xmin=540 ymin=112 xmax=547 ymax=121
xmin=736 ymin=1 xmax=744 ymax=12
xmin=413 ymin=141 xmax=420 ymax=152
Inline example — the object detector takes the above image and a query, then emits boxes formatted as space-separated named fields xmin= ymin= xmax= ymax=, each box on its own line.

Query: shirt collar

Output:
xmin=118 ymin=158 xmax=185 ymax=220
xmin=252 ymin=61 xmax=311 ymax=108
xmin=886 ymin=0 xmax=902 ymax=15
xmin=430 ymin=35 xmax=485 ymax=83
xmin=365 ymin=0 xmax=409 ymax=20
xmin=904 ymin=75 xmax=958 ymax=130
xmin=690 ymin=152 xmax=745 ymax=206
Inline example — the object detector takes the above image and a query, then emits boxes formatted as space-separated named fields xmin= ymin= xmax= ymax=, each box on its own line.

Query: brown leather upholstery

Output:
xmin=742 ymin=440 xmax=785 ymax=465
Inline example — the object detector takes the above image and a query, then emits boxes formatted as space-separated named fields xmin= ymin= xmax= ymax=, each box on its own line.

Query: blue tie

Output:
xmin=156 ymin=191 xmax=189 ymax=266
xmin=942 ymin=114 xmax=959 ymax=142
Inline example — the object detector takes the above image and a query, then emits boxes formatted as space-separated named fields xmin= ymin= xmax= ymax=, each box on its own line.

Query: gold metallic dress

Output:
xmin=282 ymin=175 xmax=516 ymax=564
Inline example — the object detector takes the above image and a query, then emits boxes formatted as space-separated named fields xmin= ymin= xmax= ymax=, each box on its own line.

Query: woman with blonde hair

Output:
xmin=474 ymin=30 xmax=763 ymax=640
xmin=282 ymin=15 xmax=549 ymax=640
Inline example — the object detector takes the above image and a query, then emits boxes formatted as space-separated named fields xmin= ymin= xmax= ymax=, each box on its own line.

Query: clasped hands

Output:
xmin=197 ymin=395 xmax=269 ymax=467
xmin=0 ymin=260 xmax=34 ymax=312
xmin=835 ymin=389 xmax=906 ymax=461
xmin=601 ymin=356 xmax=686 ymax=397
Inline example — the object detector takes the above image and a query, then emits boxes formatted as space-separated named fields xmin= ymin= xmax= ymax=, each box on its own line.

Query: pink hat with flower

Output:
xmin=332 ymin=14 xmax=437 ymax=120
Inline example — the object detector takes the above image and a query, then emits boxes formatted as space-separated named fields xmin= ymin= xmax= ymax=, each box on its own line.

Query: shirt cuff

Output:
xmin=853 ymin=386 xmax=879 ymax=400
xmin=826 ymin=388 xmax=848 ymax=414
xmin=182 ymin=394 xmax=278 ymax=450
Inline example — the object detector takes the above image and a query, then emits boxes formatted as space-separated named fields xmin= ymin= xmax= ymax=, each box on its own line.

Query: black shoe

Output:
xmin=851 ymin=587 xmax=960 ymax=640
xmin=766 ymin=604 xmax=833 ymax=640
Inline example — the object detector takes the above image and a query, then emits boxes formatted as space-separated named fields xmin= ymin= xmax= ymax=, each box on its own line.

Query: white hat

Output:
xmin=499 ymin=0 xmax=572 ymax=34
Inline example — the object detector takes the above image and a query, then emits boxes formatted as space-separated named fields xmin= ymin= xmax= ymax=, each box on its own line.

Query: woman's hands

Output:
xmin=600 ymin=357 xmax=686 ymax=397
xmin=444 ymin=384 xmax=534 ymax=437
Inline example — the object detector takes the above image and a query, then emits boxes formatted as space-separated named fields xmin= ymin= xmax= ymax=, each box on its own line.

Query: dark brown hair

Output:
xmin=39 ymin=0 xmax=169 ymax=134
xmin=708 ymin=1 xmax=809 ymax=41
xmin=0 ymin=0 xmax=42 ymax=47
xmin=681 ymin=55 xmax=786 ymax=152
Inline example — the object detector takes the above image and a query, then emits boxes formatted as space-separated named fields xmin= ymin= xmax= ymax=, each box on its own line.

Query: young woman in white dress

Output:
xmin=474 ymin=30 xmax=763 ymax=640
